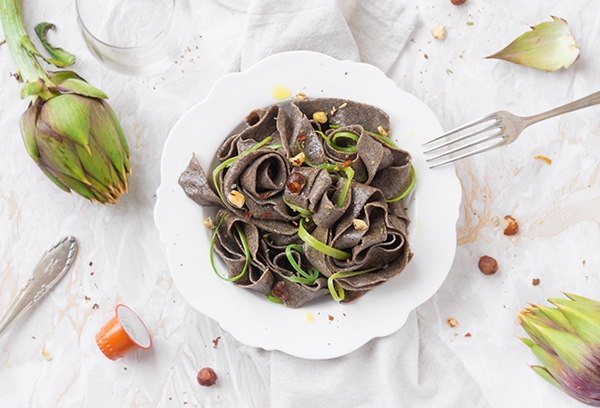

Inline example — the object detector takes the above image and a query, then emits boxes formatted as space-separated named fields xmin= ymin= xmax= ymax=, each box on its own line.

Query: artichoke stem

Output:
xmin=0 ymin=0 xmax=55 ymax=96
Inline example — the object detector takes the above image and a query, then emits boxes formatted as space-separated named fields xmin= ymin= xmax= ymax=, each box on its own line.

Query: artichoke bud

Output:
xmin=518 ymin=293 xmax=600 ymax=406
xmin=20 ymin=74 xmax=130 ymax=204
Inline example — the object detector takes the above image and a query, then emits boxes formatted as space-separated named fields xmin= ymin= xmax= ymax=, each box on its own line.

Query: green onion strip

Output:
xmin=298 ymin=218 xmax=350 ymax=260
xmin=327 ymin=267 xmax=383 ymax=301
xmin=266 ymin=295 xmax=284 ymax=304
xmin=212 ymin=136 xmax=273 ymax=203
xmin=386 ymin=165 xmax=416 ymax=203
xmin=282 ymin=195 xmax=312 ymax=217
xmin=210 ymin=213 xmax=250 ymax=282
xmin=329 ymin=124 xmax=398 ymax=148
xmin=316 ymin=130 xmax=356 ymax=153
xmin=283 ymin=244 xmax=319 ymax=284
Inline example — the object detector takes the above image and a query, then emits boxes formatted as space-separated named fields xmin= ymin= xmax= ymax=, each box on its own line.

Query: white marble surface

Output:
xmin=1 ymin=0 xmax=599 ymax=407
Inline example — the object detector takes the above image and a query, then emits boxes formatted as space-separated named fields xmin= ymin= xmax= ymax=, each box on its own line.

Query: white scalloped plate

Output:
xmin=154 ymin=51 xmax=461 ymax=359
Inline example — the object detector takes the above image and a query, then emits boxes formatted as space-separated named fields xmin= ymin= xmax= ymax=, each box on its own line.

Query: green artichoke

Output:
xmin=20 ymin=72 xmax=130 ymax=204
xmin=1 ymin=0 xmax=130 ymax=204
xmin=517 ymin=293 xmax=600 ymax=406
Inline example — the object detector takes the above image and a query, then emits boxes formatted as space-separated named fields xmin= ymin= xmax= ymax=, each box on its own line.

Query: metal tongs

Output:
xmin=0 ymin=236 xmax=78 ymax=338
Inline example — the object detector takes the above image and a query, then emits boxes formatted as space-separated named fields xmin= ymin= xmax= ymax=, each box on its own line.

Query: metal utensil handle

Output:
xmin=526 ymin=89 xmax=600 ymax=126
xmin=0 ymin=236 xmax=78 ymax=338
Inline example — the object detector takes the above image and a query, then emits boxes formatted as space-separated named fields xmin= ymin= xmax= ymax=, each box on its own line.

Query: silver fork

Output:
xmin=423 ymin=90 xmax=600 ymax=168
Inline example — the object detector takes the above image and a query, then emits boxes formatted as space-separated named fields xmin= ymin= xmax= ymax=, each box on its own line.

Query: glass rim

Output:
xmin=74 ymin=0 xmax=177 ymax=51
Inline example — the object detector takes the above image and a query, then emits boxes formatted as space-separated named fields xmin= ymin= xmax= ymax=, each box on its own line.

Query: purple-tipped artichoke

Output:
xmin=517 ymin=293 xmax=600 ymax=406
xmin=1 ymin=0 xmax=130 ymax=204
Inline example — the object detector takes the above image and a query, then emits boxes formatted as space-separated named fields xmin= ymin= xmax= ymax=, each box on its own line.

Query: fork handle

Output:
xmin=525 ymin=90 xmax=600 ymax=126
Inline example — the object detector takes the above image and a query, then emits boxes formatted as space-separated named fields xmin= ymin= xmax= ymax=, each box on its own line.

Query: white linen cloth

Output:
xmin=229 ymin=1 xmax=490 ymax=406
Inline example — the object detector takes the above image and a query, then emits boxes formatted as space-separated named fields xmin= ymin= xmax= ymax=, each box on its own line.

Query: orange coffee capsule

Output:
xmin=95 ymin=304 xmax=152 ymax=360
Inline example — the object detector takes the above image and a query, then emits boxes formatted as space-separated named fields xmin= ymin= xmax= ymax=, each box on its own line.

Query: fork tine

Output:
xmin=422 ymin=114 xmax=500 ymax=146
xmin=425 ymin=130 xmax=503 ymax=162
xmin=427 ymin=138 xmax=506 ymax=169
xmin=423 ymin=124 xmax=502 ymax=154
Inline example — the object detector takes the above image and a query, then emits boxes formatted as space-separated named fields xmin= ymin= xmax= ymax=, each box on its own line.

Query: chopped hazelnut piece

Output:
xmin=197 ymin=367 xmax=218 ymax=387
xmin=228 ymin=190 xmax=245 ymax=208
xmin=431 ymin=25 xmax=446 ymax=40
xmin=532 ymin=278 xmax=540 ymax=286
xmin=503 ymin=215 xmax=519 ymax=236
xmin=313 ymin=111 xmax=328 ymax=123
xmin=42 ymin=347 xmax=52 ymax=361
xmin=204 ymin=216 xmax=215 ymax=229
xmin=491 ymin=216 xmax=499 ymax=226
xmin=295 ymin=92 xmax=307 ymax=101
xmin=478 ymin=255 xmax=498 ymax=275
xmin=290 ymin=152 xmax=305 ymax=167
xmin=377 ymin=126 xmax=389 ymax=137
xmin=447 ymin=318 xmax=458 ymax=328
xmin=353 ymin=219 xmax=368 ymax=230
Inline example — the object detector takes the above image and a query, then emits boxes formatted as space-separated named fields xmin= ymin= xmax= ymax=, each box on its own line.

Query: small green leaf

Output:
xmin=485 ymin=16 xmax=580 ymax=72
xmin=34 ymin=22 xmax=76 ymax=67
xmin=20 ymin=80 xmax=44 ymax=99
xmin=47 ymin=71 xmax=84 ymax=86
xmin=52 ymin=78 xmax=108 ymax=99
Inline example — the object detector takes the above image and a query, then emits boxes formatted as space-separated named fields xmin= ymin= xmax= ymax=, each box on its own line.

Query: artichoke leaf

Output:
xmin=19 ymin=106 xmax=40 ymax=162
xmin=485 ymin=16 xmax=580 ymax=72
xmin=531 ymin=365 xmax=568 ymax=394
xmin=20 ymin=79 xmax=44 ymax=99
xmin=41 ymin=94 xmax=91 ymax=152
xmin=50 ymin=78 xmax=108 ymax=99
xmin=550 ymin=299 xmax=600 ymax=346
xmin=34 ymin=22 xmax=75 ymax=67
xmin=57 ymin=172 xmax=99 ymax=202
xmin=75 ymin=136 xmax=121 ymax=194
xmin=38 ymin=165 xmax=70 ymax=193
xmin=35 ymin=129 xmax=88 ymax=183
xmin=47 ymin=70 xmax=84 ymax=86
xmin=101 ymin=99 xmax=131 ymax=171
xmin=89 ymin=100 xmax=128 ymax=186
xmin=532 ymin=323 xmax=593 ymax=371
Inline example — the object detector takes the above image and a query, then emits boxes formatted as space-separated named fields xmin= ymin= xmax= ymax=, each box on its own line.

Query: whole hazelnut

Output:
xmin=503 ymin=215 xmax=519 ymax=236
xmin=450 ymin=0 xmax=467 ymax=5
xmin=197 ymin=367 xmax=218 ymax=387
xmin=478 ymin=255 xmax=498 ymax=275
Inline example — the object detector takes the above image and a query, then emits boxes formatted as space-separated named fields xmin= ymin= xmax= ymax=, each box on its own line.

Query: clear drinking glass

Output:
xmin=75 ymin=0 xmax=192 ymax=76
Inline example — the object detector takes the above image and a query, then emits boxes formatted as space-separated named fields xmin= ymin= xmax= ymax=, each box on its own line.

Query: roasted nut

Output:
xmin=286 ymin=172 xmax=307 ymax=195
xmin=503 ymin=215 xmax=519 ymax=236
xmin=295 ymin=92 xmax=307 ymax=101
xmin=431 ymin=25 xmax=446 ymax=40
xmin=353 ymin=219 xmax=368 ymax=230
xmin=290 ymin=152 xmax=305 ymax=167
xmin=447 ymin=318 xmax=458 ymax=328
xmin=272 ymin=281 xmax=290 ymax=301
xmin=478 ymin=255 xmax=498 ymax=275
xmin=491 ymin=216 xmax=499 ymax=226
xmin=197 ymin=367 xmax=218 ymax=387
xmin=377 ymin=126 xmax=389 ymax=137
xmin=228 ymin=190 xmax=245 ymax=208
xmin=532 ymin=278 xmax=540 ymax=286
xmin=313 ymin=111 xmax=328 ymax=123
xmin=204 ymin=216 xmax=215 ymax=229
xmin=450 ymin=0 xmax=467 ymax=5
